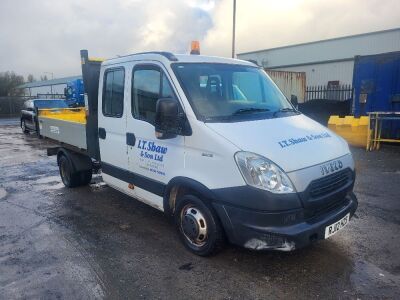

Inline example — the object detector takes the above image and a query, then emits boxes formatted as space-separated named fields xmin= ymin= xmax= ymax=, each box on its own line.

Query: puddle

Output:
xmin=0 ymin=188 xmax=7 ymax=199
xmin=90 ymin=182 xmax=107 ymax=190
xmin=33 ymin=175 xmax=65 ymax=191
xmin=42 ymin=182 xmax=66 ymax=190
xmin=35 ymin=176 xmax=62 ymax=184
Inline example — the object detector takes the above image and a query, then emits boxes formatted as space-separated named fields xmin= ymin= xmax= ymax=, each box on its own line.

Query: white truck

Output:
xmin=37 ymin=49 xmax=358 ymax=256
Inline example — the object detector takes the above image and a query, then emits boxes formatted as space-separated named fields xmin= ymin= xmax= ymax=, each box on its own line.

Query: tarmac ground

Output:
xmin=0 ymin=119 xmax=399 ymax=299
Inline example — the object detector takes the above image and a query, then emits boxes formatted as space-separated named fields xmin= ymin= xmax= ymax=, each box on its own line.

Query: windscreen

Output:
xmin=34 ymin=100 xmax=68 ymax=109
xmin=172 ymin=63 xmax=294 ymax=122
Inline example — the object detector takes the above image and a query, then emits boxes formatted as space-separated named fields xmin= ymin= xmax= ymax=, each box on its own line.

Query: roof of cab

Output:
xmin=102 ymin=52 xmax=256 ymax=67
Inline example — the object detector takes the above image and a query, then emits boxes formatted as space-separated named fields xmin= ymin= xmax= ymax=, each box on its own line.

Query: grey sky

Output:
xmin=0 ymin=0 xmax=399 ymax=79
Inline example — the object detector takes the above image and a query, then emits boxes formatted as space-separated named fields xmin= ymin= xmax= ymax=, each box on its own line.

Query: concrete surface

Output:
xmin=0 ymin=123 xmax=399 ymax=299
xmin=0 ymin=118 xmax=19 ymax=126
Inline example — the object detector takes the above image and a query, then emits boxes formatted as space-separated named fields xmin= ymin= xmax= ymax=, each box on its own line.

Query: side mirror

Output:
xmin=290 ymin=94 xmax=299 ymax=109
xmin=155 ymin=98 xmax=180 ymax=139
xmin=64 ymin=87 xmax=67 ymax=96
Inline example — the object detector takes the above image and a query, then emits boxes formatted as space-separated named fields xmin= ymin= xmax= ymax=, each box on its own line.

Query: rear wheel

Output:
xmin=59 ymin=155 xmax=82 ymax=188
xmin=79 ymin=169 xmax=93 ymax=186
xmin=175 ymin=194 xmax=225 ymax=256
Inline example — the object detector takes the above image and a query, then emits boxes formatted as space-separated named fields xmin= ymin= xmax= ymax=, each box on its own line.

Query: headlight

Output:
xmin=234 ymin=152 xmax=295 ymax=193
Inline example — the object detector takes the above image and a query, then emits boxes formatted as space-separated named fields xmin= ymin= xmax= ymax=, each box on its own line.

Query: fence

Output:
xmin=299 ymin=84 xmax=353 ymax=125
xmin=305 ymin=84 xmax=353 ymax=102
xmin=37 ymin=94 xmax=65 ymax=99
xmin=0 ymin=96 xmax=30 ymax=117
xmin=0 ymin=94 xmax=67 ymax=118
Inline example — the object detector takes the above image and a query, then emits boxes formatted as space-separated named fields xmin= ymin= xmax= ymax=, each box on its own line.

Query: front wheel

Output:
xmin=175 ymin=195 xmax=225 ymax=256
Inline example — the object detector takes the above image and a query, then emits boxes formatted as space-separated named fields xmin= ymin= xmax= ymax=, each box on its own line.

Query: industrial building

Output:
xmin=19 ymin=75 xmax=81 ymax=98
xmin=237 ymin=28 xmax=400 ymax=87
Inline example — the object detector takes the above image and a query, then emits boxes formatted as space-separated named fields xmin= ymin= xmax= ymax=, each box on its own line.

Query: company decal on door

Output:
xmin=137 ymin=139 xmax=168 ymax=176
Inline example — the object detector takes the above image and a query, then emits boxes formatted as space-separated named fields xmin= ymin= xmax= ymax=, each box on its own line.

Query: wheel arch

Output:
xmin=163 ymin=177 xmax=216 ymax=218
xmin=56 ymin=148 xmax=92 ymax=173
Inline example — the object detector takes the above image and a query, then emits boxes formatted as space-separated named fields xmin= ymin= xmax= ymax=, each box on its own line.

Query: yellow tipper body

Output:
xmin=38 ymin=108 xmax=86 ymax=124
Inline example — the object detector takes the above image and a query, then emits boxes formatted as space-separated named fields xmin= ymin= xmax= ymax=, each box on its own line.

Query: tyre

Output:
xmin=175 ymin=194 xmax=225 ymax=256
xmin=79 ymin=169 xmax=93 ymax=186
xmin=58 ymin=155 xmax=81 ymax=188
xmin=21 ymin=120 xmax=29 ymax=134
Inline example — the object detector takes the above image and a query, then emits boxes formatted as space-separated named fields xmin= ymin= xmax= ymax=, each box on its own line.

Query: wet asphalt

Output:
xmin=0 ymin=119 xmax=399 ymax=299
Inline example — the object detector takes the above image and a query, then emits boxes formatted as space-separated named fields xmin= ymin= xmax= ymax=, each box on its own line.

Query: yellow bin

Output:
xmin=328 ymin=115 xmax=369 ymax=147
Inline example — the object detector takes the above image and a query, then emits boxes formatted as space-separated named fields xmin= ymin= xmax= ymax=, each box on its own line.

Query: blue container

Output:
xmin=65 ymin=79 xmax=85 ymax=107
xmin=353 ymin=51 xmax=400 ymax=138
xmin=353 ymin=51 xmax=400 ymax=116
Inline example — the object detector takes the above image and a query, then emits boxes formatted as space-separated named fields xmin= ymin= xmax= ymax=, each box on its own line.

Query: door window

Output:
xmin=161 ymin=73 xmax=174 ymax=98
xmin=102 ymin=68 xmax=125 ymax=117
xmin=132 ymin=66 xmax=174 ymax=125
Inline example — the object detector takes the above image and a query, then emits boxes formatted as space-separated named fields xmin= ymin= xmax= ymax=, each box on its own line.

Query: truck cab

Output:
xmin=44 ymin=50 xmax=357 ymax=256
xmin=95 ymin=52 xmax=357 ymax=255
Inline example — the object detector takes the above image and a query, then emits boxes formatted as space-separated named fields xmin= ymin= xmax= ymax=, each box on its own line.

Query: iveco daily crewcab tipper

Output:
xmin=38 ymin=50 xmax=358 ymax=256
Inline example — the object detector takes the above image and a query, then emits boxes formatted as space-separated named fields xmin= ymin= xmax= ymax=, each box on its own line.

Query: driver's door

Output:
xmin=126 ymin=62 xmax=185 ymax=211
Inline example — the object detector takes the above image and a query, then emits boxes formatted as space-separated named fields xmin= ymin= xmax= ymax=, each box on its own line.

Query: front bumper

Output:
xmin=213 ymin=192 xmax=358 ymax=251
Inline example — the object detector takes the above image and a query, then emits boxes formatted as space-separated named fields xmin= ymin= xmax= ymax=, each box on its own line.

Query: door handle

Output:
xmin=126 ymin=132 xmax=136 ymax=146
xmin=99 ymin=127 xmax=106 ymax=139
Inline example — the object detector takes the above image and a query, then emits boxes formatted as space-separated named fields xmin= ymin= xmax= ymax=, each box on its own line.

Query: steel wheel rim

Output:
xmin=60 ymin=160 xmax=70 ymax=184
xmin=180 ymin=204 xmax=208 ymax=246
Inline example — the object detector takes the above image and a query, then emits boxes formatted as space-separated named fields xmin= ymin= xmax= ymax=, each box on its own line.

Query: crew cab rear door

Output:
xmin=98 ymin=66 xmax=129 ymax=188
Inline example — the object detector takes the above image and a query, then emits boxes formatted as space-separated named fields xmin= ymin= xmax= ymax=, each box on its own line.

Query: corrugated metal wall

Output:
xmin=272 ymin=60 xmax=354 ymax=86
xmin=23 ymin=84 xmax=66 ymax=97
xmin=265 ymin=70 xmax=306 ymax=103
xmin=238 ymin=28 xmax=400 ymax=68
xmin=238 ymin=28 xmax=400 ymax=87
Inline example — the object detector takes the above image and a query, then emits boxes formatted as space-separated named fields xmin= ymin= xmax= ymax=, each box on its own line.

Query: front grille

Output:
xmin=309 ymin=169 xmax=353 ymax=198
xmin=312 ymin=197 xmax=349 ymax=218
xmin=304 ymin=196 xmax=350 ymax=222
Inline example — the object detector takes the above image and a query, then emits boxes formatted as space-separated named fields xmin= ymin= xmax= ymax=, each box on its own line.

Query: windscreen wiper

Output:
xmin=272 ymin=107 xmax=299 ymax=117
xmin=233 ymin=108 xmax=270 ymax=115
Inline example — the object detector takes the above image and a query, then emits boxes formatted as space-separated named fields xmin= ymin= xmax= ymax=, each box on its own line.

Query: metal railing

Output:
xmin=0 ymin=96 xmax=30 ymax=117
xmin=36 ymin=94 xmax=65 ymax=99
xmin=367 ymin=112 xmax=400 ymax=151
xmin=305 ymin=84 xmax=353 ymax=102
